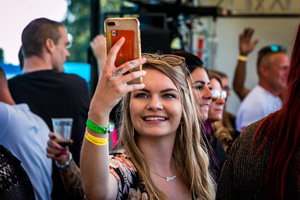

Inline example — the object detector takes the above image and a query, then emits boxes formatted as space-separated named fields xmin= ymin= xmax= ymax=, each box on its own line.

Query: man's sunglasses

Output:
xmin=257 ymin=45 xmax=287 ymax=66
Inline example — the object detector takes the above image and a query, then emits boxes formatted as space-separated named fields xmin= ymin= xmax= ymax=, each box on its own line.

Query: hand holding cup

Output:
xmin=51 ymin=118 xmax=73 ymax=147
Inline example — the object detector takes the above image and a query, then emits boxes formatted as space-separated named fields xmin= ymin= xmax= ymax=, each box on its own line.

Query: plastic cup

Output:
xmin=51 ymin=118 xmax=73 ymax=147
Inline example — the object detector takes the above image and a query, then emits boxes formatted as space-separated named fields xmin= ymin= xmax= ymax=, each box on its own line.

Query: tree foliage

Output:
xmin=63 ymin=0 xmax=122 ymax=62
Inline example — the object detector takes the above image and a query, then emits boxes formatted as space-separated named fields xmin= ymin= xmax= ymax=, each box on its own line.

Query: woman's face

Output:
xmin=189 ymin=68 xmax=212 ymax=120
xmin=130 ymin=68 xmax=182 ymax=138
xmin=208 ymin=78 xmax=225 ymax=122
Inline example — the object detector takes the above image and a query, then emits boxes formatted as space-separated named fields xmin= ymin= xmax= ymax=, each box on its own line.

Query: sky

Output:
xmin=0 ymin=0 xmax=68 ymax=65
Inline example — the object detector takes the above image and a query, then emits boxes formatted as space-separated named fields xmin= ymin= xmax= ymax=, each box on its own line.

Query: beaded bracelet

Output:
xmin=238 ymin=55 xmax=248 ymax=62
xmin=86 ymin=118 xmax=115 ymax=134
xmin=85 ymin=130 xmax=109 ymax=146
xmin=56 ymin=152 xmax=72 ymax=169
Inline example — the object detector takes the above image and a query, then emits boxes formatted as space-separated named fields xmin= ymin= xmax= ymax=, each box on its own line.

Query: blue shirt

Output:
xmin=0 ymin=102 xmax=52 ymax=200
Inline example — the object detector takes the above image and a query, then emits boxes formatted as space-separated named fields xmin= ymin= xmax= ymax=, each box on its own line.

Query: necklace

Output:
xmin=151 ymin=170 xmax=176 ymax=182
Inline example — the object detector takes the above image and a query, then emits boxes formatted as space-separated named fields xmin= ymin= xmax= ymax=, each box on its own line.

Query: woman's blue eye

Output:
xmin=164 ymin=94 xmax=175 ymax=98
xmin=136 ymin=93 xmax=147 ymax=98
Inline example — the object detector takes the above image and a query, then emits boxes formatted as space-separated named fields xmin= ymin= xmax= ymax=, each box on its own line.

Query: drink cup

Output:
xmin=51 ymin=118 xmax=73 ymax=147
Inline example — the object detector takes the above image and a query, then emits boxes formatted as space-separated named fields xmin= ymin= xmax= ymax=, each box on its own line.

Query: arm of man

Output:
xmin=90 ymin=34 xmax=107 ymax=76
xmin=233 ymin=28 xmax=258 ymax=101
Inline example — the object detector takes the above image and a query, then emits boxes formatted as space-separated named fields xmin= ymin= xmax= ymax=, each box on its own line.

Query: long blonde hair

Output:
xmin=115 ymin=58 xmax=215 ymax=199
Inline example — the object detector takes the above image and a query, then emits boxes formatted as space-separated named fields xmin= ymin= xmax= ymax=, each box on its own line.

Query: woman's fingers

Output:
xmin=90 ymin=37 xmax=146 ymax=115
xmin=119 ymin=69 xmax=146 ymax=86
xmin=105 ymin=37 xmax=125 ymax=69
xmin=109 ymin=58 xmax=146 ymax=79
xmin=47 ymin=132 xmax=70 ymax=160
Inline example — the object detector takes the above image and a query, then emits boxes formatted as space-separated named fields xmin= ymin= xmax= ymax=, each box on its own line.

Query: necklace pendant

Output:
xmin=166 ymin=175 xmax=176 ymax=182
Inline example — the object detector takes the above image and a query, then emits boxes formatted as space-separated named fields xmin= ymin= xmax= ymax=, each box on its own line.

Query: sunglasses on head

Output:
xmin=142 ymin=53 xmax=185 ymax=67
xmin=211 ymin=90 xmax=227 ymax=102
xmin=257 ymin=45 xmax=287 ymax=65
xmin=142 ymin=53 xmax=187 ymax=77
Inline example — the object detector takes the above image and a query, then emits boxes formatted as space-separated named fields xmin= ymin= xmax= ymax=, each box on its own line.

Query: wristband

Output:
xmin=85 ymin=130 xmax=109 ymax=146
xmin=56 ymin=152 xmax=72 ymax=169
xmin=86 ymin=118 xmax=114 ymax=134
xmin=238 ymin=55 xmax=248 ymax=61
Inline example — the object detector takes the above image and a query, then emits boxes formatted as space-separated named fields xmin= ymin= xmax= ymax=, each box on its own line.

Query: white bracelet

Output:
xmin=238 ymin=55 xmax=248 ymax=61
xmin=55 ymin=152 xmax=72 ymax=169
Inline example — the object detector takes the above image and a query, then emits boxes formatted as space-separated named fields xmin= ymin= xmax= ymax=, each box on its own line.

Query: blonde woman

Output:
xmin=80 ymin=38 xmax=215 ymax=199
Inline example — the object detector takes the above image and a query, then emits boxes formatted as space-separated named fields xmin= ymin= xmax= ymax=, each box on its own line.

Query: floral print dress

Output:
xmin=109 ymin=151 xmax=148 ymax=200
xmin=109 ymin=150 xmax=199 ymax=200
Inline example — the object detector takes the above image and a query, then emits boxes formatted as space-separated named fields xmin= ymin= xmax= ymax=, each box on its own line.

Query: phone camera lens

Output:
xmin=107 ymin=22 xmax=115 ymax=26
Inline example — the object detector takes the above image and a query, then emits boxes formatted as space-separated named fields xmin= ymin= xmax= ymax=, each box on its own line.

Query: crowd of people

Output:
xmin=0 ymin=17 xmax=299 ymax=200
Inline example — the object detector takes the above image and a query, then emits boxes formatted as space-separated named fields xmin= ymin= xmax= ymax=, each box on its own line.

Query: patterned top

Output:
xmin=109 ymin=151 xmax=200 ymax=200
xmin=109 ymin=151 xmax=148 ymax=200
xmin=0 ymin=144 xmax=35 ymax=200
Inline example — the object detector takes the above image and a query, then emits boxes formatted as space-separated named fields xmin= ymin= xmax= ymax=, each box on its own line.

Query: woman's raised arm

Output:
xmin=80 ymin=37 xmax=146 ymax=200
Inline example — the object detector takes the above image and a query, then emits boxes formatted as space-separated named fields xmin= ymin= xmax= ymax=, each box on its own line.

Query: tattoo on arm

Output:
xmin=61 ymin=160 xmax=85 ymax=199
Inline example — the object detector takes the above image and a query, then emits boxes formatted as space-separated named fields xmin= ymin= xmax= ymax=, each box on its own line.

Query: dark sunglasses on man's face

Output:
xmin=257 ymin=45 xmax=287 ymax=65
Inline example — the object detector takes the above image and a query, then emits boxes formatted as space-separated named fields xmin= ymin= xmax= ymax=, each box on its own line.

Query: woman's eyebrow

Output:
xmin=136 ymin=88 xmax=178 ymax=94
xmin=160 ymin=88 xmax=179 ymax=94
xmin=139 ymin=88 xmax=150 ymax=93
xmin=193 ymin=80 xmax=205 ymax=85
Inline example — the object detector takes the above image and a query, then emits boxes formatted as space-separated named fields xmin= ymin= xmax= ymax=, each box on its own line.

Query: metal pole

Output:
xmin=89 ymin=0 xmax=100 ymax=96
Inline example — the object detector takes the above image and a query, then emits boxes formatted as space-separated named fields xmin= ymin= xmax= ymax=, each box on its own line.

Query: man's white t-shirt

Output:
xmin=236 ymin=85 xmax=282 ymax=132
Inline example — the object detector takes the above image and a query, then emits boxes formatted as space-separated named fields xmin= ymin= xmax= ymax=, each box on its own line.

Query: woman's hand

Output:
xmin=46 ymin=132 xmax=73 ymax=166
xmin=89 ymin=37 xmax=147 ymax=123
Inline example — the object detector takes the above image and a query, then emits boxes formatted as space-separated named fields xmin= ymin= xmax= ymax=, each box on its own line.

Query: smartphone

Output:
xmin=104 ymin=17 xmax=142 ymax=84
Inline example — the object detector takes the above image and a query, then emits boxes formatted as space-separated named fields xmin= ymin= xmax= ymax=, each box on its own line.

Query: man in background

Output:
xmin=8 ymin=18 xmax=90 ymax=200
xmin=235 ymin=40 xmax=289 ymax=132
xmin=0 ymin=66 xmax=52 ymax=200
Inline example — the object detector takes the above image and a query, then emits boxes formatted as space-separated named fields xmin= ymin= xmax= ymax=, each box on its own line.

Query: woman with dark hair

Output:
xmin=173 ymin=51 xmax=226 ymax=183
xmin=216 ymin=25 xmax=300 ymax=200
xmin=207 ymin=71 xmax=233 ymax=152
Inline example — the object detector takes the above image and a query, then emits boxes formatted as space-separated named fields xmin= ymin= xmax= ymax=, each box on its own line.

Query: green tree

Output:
xmin=63 ymin=0 xmax=122 ymax=63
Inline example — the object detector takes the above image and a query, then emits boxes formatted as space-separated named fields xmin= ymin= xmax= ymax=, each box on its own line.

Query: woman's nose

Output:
xmin=216 ymin=97 xmax=225 ymax=105
xmin=146 ymin=96 xmax=163 ymax=111
xmin=203 ymin=86 xmax=212 ymax=99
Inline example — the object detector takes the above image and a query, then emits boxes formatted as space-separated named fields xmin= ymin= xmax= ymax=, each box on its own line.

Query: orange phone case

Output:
xmin=105 ymin=18 xmax=142 ymax=84
xmin=110 ymin=30 xmax=135 ymax=66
